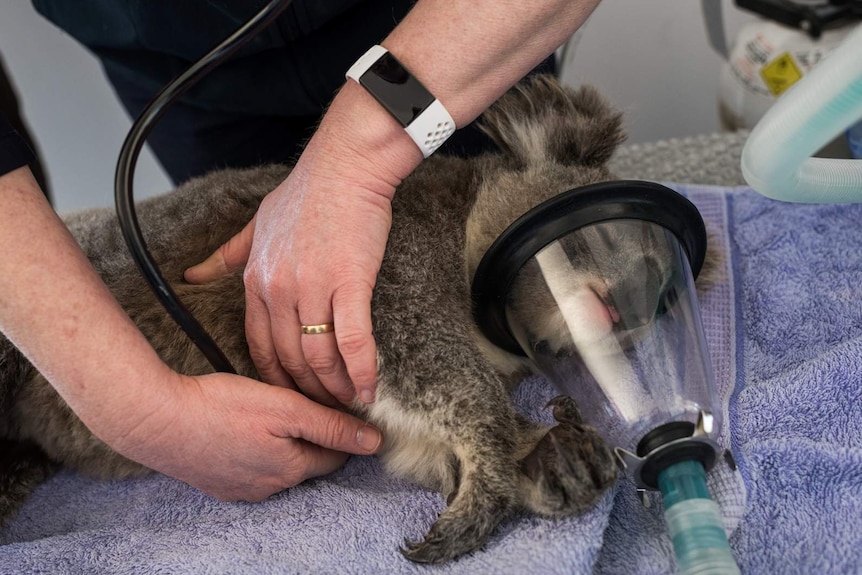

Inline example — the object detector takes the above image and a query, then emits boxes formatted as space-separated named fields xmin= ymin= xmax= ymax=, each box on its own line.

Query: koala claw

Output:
xmin=544 ymin=395 xmax=584 ymax=425
xmin=400 ymin=535 xmax=460 ymax=564
xmin=399 ymin=502 xmax=508 ymax=564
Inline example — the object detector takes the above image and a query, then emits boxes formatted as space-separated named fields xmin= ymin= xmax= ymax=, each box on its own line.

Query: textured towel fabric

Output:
xmin=0 ymin=382 xmax=612 ymax=575
xmin=723 ymin=189 xmax=862 ymax=574
xmin=3 ymin=181 xmax=862 ymax=574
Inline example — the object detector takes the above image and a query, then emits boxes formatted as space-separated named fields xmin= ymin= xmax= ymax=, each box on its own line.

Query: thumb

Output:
xmin=281 ymin=392 xmax=383 ymax=456
xmin=184 ymin=216 xmax=256 ymax=284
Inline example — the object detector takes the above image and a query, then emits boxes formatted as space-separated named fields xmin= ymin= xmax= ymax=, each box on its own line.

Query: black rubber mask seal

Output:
xmin=471 ymin=180 xmax=708 ymax=356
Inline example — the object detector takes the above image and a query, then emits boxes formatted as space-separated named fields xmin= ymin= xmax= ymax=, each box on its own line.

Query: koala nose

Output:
xmin=612 ymin=266 xmax=664 ymax=329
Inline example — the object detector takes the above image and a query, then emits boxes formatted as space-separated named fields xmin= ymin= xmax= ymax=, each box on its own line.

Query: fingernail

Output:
xmin=359 ymin=388 xmax=376 ymax=404
xmin=357 ymin=424 xmax=383 ymax=452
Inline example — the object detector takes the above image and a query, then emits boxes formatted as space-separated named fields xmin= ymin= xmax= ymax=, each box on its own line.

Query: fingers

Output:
xmin=278 ymin=391 xmax=383 ymax=456
xmin=246 ymin=286 xmax=346 ymax=407
xmin=294 ymin=443 xmax=351 ymax=483
xmin=281 ymin=281 xmax=376 ymax=407
xmin=299 ymin=321 xmax=355 ymax=406
xmin=245 ymin=294 xmax=297 ymax=390
xmin=246 ymin=264 xmax=372 ymax=407
xmin=264 ymin=387 xmax=384 ymax=490
xmin=332 ymin=282 xmax=378 ymax=403
xmin=184 ymin=217 xmax=256 ymax=284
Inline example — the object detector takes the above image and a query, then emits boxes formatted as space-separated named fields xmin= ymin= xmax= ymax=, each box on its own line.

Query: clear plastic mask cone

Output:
xmin=504 ymin=219 xmax=720 ymax=456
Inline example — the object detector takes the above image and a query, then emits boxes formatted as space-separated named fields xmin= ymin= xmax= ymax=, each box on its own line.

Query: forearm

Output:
xmin=0 ymin=167 xmax=173 ymax=444
xmin=384 ymin=0 xmax=601 ymax=125
xmin=312 ymin=0 xmax=600 ymax=196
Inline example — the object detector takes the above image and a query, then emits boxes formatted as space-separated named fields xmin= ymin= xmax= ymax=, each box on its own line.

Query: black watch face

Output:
xmin=361 ymin=52 xmax=436 ymax=126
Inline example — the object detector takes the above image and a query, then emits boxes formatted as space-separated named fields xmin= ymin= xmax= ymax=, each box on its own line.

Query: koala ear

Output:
xmin=478 ymin=75 xmax=625 ymax=168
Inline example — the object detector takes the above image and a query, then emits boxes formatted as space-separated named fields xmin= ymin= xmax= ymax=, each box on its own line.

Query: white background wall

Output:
xmin=0 ymin=1 xmax=757 ymax=213
xmin=560 ymin=0 xmax=756 ymax=143
xmin=0 ymin=1 xmax=172 ymax=212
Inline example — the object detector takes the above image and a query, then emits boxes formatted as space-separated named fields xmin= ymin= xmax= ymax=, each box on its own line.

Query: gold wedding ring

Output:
xmin=301 ymin=322 xmax=335 ymax=335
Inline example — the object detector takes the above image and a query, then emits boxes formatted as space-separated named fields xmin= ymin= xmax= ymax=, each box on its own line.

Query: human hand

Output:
xmin=186 ymin=159 xmax=392 ymax=407
xmin=112 ymin=371 xmax=383 ymax=501
xmin=186 ymin=83 xmax=422 ymax=407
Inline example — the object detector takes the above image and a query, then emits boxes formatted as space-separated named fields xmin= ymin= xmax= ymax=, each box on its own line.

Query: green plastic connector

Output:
xmin=658 ymin=460 xmax=740 ymax=575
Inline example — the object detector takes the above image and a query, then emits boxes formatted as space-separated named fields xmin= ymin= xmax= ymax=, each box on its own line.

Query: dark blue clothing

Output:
xmin=0 ymin=110 xmax=35 ymax=177
xmin=32 ymin=1 xmax=554 ymax=184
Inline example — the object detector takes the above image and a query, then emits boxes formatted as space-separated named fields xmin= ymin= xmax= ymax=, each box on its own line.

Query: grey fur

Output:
xmin=0 ymin=76 xmax=716 ymax=562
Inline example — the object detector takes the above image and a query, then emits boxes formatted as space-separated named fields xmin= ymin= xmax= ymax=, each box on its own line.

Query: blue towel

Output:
xmin=2 ymin=185 xmax=861 ymax=574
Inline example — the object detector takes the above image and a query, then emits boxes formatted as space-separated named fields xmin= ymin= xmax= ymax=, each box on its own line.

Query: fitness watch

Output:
xmin=346 ymin=45 xmax=456 ymax=158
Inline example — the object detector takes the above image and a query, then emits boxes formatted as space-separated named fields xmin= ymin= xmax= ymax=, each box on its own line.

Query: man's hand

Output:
xmin=185 ymin=155 xmax=394 ymax=407
xmin=186 ymin=82 xmax=422 ymax=407
xmin=114 ymin=371 xmax=383 ymax=502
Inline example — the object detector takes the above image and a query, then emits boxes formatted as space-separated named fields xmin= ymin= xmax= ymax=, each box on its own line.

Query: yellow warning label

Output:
xmin=761 ymin=52 xmax=803 ymax=96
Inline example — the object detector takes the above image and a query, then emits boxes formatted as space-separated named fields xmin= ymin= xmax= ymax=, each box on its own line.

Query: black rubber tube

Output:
xmin=114 ymin=0 xmax=294 ymax=374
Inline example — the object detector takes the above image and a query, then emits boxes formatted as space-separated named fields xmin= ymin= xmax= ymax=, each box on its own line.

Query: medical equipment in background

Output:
xmin=740 ymin=23 xmax=862 ymax=201
xmin=702 ymin=0 xmax=862 ymax=161
xmin=472 ymin=181 xmax=739 ymax=575
xmin=717 ymin=20 xmax=854 ymax=131
xmin=703 ymin=0 xmax=860 ymax=124
xmin=701 ymin=0 xmax=862 ymax=200
xmin=116 ymin=3 xmax=738 ymax=573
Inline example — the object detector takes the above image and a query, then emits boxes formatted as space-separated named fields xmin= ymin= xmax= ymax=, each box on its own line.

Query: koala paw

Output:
xmin=519 ymin=395 xmax=618 ymax=516
xmin=545 ymin=394 xmax=585 ymax=425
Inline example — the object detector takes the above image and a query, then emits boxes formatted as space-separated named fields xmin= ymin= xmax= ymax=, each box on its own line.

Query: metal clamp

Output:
xmin=614 ymin=409 xmax=722 ymax=491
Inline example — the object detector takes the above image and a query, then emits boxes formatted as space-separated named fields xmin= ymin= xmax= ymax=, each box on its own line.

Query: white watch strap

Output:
xmin=345 ymin=45 xmax=388 ymax=82
xmin=345 ymin=45 xmax=456 ymax=158
xmin=404 ymin=99 xmax=455 ymax=158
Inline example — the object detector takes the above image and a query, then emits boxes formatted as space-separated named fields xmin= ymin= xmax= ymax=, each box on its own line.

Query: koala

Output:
xmin=0 ymin=75 xmax=715 ymax=563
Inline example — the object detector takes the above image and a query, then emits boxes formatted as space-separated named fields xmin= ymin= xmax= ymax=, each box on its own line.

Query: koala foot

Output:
xmin=400 ymin=462 xmax=516 ymax=564
xmin=518 ymin=396 xmax=618 ymax=516
xmin=400 ymin=498 xmax=512 ymax=564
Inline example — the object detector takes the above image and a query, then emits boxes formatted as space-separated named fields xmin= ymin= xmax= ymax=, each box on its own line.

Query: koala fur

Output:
xmin=0 ymin=75 xmax=717 ymax=563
